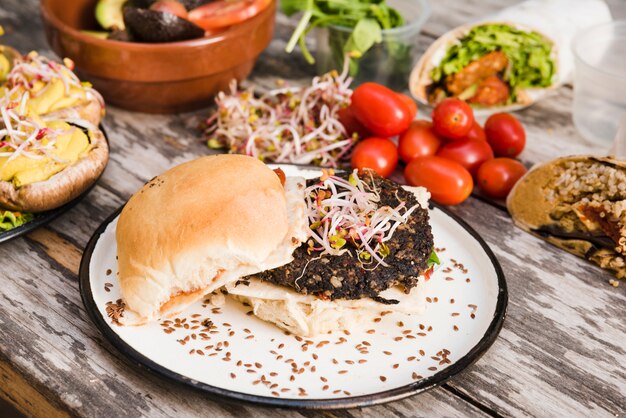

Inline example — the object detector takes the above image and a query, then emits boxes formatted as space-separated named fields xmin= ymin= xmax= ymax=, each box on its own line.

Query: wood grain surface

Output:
xmin=0 ymin=0 xmax=625 ymax=417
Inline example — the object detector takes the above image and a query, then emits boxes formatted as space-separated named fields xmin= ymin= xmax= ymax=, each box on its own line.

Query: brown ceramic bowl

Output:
xmin=40 ymin=0 xmax=275 ymax=113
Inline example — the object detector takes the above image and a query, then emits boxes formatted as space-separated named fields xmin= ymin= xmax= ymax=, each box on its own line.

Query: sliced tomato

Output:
xmin=188 ymin=0 xmax=271 ymax=30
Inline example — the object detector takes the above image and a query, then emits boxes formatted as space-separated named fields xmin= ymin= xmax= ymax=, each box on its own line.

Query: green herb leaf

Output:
xmin=427 ymin=250 xmax=440 ymax=269
xmin=344 ymin=18 xmax=382 ymax=59
xmin=282 ymin=0 xmax=404 ymax=64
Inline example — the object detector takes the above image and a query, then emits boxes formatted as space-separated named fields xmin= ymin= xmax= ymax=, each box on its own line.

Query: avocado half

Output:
xmin=96 ymin=0 xmax=127 ymax=30
xmin=123 ymin=7 xmax=204 ymax=42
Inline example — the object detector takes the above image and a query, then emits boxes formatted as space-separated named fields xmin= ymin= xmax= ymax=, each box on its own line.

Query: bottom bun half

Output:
xmin=226 ymin=278 xmax=428 ymax=337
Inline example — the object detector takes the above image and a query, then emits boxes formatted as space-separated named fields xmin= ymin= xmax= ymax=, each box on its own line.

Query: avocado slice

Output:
xmin=96 ymin=0 xmax=127 ymax=30
xmin=123 ymin=7 xmax=204 ymax=42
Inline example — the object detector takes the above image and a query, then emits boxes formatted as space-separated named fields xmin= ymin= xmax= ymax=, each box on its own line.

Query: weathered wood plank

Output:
xmin=445 ymin=199 xmax=626 ymax=417
xmin=0 ymin=358 xmax=69 ymax=418
xmin=1 ymin=0 xmax=625 ymax=417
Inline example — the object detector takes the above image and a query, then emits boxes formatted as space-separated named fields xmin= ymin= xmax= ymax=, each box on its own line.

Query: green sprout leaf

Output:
xmin=427 ymin=250 xmax=440 ymax=269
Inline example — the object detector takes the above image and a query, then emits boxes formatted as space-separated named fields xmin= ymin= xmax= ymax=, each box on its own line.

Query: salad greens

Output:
xmin=431 ymin=24 xmax=556 ymax=101
xmin=0 ymin=210 xmax=33 ymax=232
xmin=281 ymin=0 xmax=404 ymax=67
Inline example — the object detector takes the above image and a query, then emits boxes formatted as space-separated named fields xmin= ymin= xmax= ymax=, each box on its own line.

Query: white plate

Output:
xmin=79 ymin=166 xmax=507 ymax=409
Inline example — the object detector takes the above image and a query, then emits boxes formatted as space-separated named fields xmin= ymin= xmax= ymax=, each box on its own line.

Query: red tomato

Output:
xmin=350 ymin=83 xmax=412 ymax=137
xmin=150 ymin=1 xmax=188 ymax=18
xmin=477 ymin=158 xmax=527 ymax=198
xmin=437 ymin=138 xmax=494 ymax=177
xmin=338 ymin=106 xmax=371 ymax=140
xmin=484 ymin=113 xmax=526 ymax=158
xmin=188 ymin=0 xmax=271 ymax=30
xmin=396 ymin=93 xmax=417 ymax=121
xmin=431 ymin=98 xmax=475 ymax=140
xmin=465 ymin=120 xmax=486 ymax=141
xmin=404 ymin=156 xmax=473 ymax=205
xmin=398 ymin=120 xmax=442 ymax=164
xmin=351 ymin=137 xmax=398 ymax=178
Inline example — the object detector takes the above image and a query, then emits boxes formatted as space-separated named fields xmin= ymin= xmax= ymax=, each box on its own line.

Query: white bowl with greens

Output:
xmin=282 ymin=0 xmax=430 ymax=91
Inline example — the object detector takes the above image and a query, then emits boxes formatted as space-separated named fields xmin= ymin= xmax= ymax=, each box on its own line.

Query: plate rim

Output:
xmin=79 ymin=202 xmax=508 ymax=410
xmin=0 ymin=124 xmax=110 ymax=244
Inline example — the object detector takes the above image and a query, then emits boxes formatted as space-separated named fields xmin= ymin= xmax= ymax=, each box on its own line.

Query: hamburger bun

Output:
xmin=227 ymin=277 xmax=427 ymax=337
xmin=0 ymin=127 xmax=108 ymax=212
xmin=116 ymin=155 xmax=308 ymax=323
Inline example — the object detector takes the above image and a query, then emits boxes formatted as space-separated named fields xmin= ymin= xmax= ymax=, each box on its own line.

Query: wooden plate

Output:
xmin=79 ymin=165 xmax=507 ymax=409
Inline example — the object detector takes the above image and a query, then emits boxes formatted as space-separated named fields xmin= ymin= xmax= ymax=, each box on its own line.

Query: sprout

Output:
xmin=205 ymin=62 xmax=357 ymax=167
xmin=305 ymin=170 xmax=419 ymax=268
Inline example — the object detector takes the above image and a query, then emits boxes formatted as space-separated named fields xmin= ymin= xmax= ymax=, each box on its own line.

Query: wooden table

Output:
xmin=1 ymin=1 xmax=625 ymax=417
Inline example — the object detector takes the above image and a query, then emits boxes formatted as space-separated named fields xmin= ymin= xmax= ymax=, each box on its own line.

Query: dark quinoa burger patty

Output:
xmin=248 ymin=171 xmax=434 ymax=302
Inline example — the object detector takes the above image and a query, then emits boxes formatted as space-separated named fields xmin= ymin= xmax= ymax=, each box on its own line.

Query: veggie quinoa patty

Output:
xmin=248 ymin=172 xmax=434 ymax=302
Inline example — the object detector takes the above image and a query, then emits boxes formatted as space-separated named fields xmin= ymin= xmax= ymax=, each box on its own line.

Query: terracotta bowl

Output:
xmin=40 ymin=0 xmax=276 ymax=113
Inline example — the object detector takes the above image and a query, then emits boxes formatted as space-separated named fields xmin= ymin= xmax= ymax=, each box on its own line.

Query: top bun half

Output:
xmin=116 ymin=154 xmax=293 ymax=322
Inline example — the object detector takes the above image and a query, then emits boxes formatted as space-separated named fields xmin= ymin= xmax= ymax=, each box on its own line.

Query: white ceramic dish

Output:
xmin=79 ymin=165 xmax=507 ymax=409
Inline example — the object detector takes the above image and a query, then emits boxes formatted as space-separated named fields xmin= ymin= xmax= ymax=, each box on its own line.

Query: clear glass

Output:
xmin=572 ymin=21 xmax=626 ymax=143
xmin=314 ymin=0 xmax=430 ymax=91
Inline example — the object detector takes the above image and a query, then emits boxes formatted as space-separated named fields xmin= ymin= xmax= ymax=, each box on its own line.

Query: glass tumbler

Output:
xmin=572 ymin=21 xmax=626 ymax=144
xmin=314 ymin=0 xmax=431 ymax=91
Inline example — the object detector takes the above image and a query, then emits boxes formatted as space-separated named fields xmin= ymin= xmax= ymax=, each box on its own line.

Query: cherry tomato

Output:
xmin=476 ymin=158 xmax=527 ymax=198
xmin=351 ymin=137 xmax=399 ymax=178
xmin=188 ymin=0 xmax=271 ymax=30
xmin=484 ymin=113 xmax=526 ymax=158
xmin=437 ymin=138 xmax=494 ymax=177
xmin=398 ymin=120 xmax=442 ymax=164
xmin=338 ymin=106 xmax=371 ymax=140
xmin=432 ymin=98 xmax=475 ymax=140
xmin=396 ymin=93 xmax=417 ymax=121
xmin=465 ymin=120 xmax=486 ymax=141
xmin=404 ymin=156 xmax=473 ymax=205
xmin=150 ymin=1 xmax=188 ymax=18
xmin=350 ymin=83 xmax=412 ymax=137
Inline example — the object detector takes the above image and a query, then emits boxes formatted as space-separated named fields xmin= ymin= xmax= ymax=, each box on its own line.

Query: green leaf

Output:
xmin=344 ymin=18 xmax=382 ymax=58
xmin=281 ymin=0 xmax=403 ymax=64
xmin=0 ymin=211 xmax=33 ymax=232
xmin=426 ymin=250 xmax=440 ymax=269
xmin=281 ymin=0 xmax=311 ymax=16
